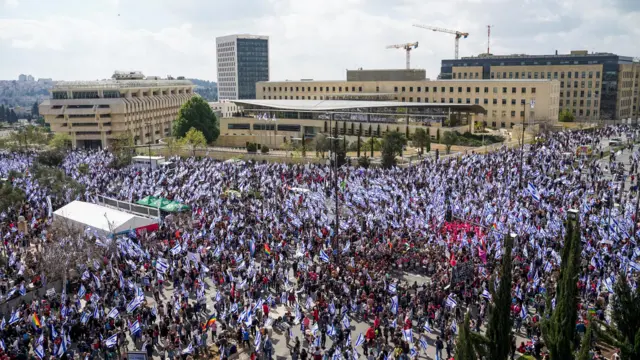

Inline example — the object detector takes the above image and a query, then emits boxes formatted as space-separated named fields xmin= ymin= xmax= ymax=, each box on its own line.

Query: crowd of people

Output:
xmin=0 ymin=124 xmax=638 ymax=360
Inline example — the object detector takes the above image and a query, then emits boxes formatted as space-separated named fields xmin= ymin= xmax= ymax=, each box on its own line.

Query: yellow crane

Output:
xmin=386 ymin=42 xmax=419 ymax=69
xmin=413 ymin=24 xmax=469 ymax=60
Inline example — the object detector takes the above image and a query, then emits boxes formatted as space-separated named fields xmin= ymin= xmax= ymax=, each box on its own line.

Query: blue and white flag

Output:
xmin=527 ymin=183 xmax=541 ymax=202
xmin=445 ymin=294 xmax=457 ymax=308
xmin=391 ymin=295 xmax=398 ymax=314
xmin=355 ymin=333 xmax=365 ymax=347
xmin=170 ymin=244 xmax=181 ymax=255
xmin=403 ymin=328 xmax=413 ymax=343
xmin=630 ymin=261 xmax=640 ymax=272
xmin=342 ymin=315 xmax=351 ymax=329
xmin=105 ymin=333 xmax=118 ymax=348
xmin=319 ymin=250 xmax=330 ymax=263
xmin=342 ymin=241 xmax=350 ymax=254
xmin=388 ymin=283 xmax=397 ymax=294
xmin=127 ymin=296 xmax=143 ymax=313
xmin=107 ymin=308 xmax=119 ymax=319
xmin=419 ymin=337 xmax=428 ymax=350
xmin=9 ymin=310 xmax=20 ymax=325
xmin=329 ymin=301 xmax=336 ymax=314
xmin=182 ymin=343 xmax=194 ymax=354
xmin=34 ymin=344 xmax=45 ymax=359
xmin=451 ymin=320 xmax=458 ymax=334
xmin=156 ymin=259 xmax=169 ymax=274
xmin=328 ymin=325 xmax=337 ymax=337
xmin=390 ymin=318 xmax=397 ymax=329
xmin=410 ymin=347 xmax=418 ymax=357
xmin=93 ymin=306 xmax=101 ymax=319
xmin=129 ymin=320 xmax=141 ymax=335
xmin=423 ymin=321 xmax=432 ymax=333
xmin=19 ymin=283 xmax=26 ymax=296
xmin=520 ymin=306 xmax=528 ymax=319
xmin=0 ymin=317 xmax=5 ymax=330
xmin=80 ymin=311 xmax=90 ymax=324
xmin=254 ymin=331 xmax=262 ymax=348
xmin=0 ymin=339 xmax=5 ymax=351
xmin=481 ymin=289 xmax=491 ymax=300
xmin=78 ymin=284 xmax=86 ymax=298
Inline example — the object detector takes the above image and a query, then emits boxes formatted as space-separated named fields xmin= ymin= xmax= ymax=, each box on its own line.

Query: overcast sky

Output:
xmin=0 ymin=0 xmax=638 ymax=82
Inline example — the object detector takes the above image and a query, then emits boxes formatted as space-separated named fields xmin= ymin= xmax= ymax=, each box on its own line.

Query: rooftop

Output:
xmin=53 ymin=79 xmax=194 ymax=90
xmin=231 ymin=99 xmax=485 ymax=113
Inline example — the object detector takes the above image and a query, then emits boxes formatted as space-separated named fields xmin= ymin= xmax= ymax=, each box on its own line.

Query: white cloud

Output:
xmin=0 ymin=0 xmax=638 ymax=81
xmin=4 ymin=0 xmax=19 ymax=8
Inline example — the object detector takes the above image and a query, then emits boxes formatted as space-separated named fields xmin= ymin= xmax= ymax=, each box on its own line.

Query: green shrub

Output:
xmin=246 ymin=143 xmax=258 ymax=152
xmin=36 ymin=150 xmax=65 ymax=167
xmin=261 ymin=145 xmax=269 ymax=154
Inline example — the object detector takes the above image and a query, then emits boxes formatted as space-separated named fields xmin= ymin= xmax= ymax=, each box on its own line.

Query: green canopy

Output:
xmin=136 ymin=196 xmax=190 ymax=212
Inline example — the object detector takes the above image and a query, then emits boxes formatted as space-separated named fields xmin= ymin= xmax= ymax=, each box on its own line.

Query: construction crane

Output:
xmin=386 ymin=42 xmax=419 ymax=69
xmin=413 ymin=24 xmax=469 ymax=59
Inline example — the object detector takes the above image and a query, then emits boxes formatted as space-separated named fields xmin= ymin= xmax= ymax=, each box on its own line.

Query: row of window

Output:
xmin=559 ymin=99 xmax=598 ymax=107
xmin=394 ymin=86 xmax=537 ymax=95
xmin=482 ymin=70 xmax=601 ymax=80
xmin=264 ymin=85 xmax=365 ymax=93
xmin=560 ymin=90 xmax=599 ymax=98
xmin=560 ymin=80 xmax=599 ymax=89
xmin=228 ymin=123 xmax=301 ymax=132
xmin=263 ymin=94 xmax=537 ymax=106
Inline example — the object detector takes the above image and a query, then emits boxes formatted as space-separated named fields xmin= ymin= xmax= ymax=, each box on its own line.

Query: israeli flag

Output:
xmin=156 ymin=259 xmax=169 ymax=274
xmin=342 ymin=241 xmax=350 ymax=254
xmin=481 ymin=289 xmax=491 ymax=300
xmin=19 ymin=283 xmax=26 ymax=296
xmin=213 ymin=246 xmax=222 ymax=257
xmin=403 ymin=328 xmax=413 ymax=343
xmin=93 ymin=306 xmax=101 ymax=319
xmin=544 ymin=261 xmax=553 ymax=273
xmin=419 ymin=337 xmax=428 ymax=350
xmin=82 ymin=270 xmax=91 ymax=280
xmin=129 ymin=320 xmax=141 ymax=335
xmin=254 ymin=331 xmax=262 ymax=348
xmin=78 ymin=284 xmax=86 ymax=298
xmin=107 ymin=308 xmax=119 ymax=319
xmin=127 ymin=296 xmax=143 ymax=313
xmin=388 ymin=283 xmax=397 ymax=294
xmin=105 ymin=333 xmax=118 ymax=348
xmin=306 ymin=296 xmax=313 ymax=309
xmin=391 ymin=295 xmax=398 ymax=314
xmin=342 ymin=315 xmax=351 ymax=329
xmin=34 ymin=344 xmax=45 ymax=359
xmin=151 ymin=305 xmax=157 ymax=317
xmin=390 ymin=318 xmax=397 ymax=329
xmin=0 ymin=317 xmax=5 ymax=330
xmin=451 ymin=320 xmax=457 ymax=334
xmin=520 ymin=306 xmax=527 ymax=319
xmin=235 ymin=254 xmax=243 ymax=263
xmin=630 ymin=261 xmax=640 ymax=272
xmin=230 ymin=303 xmax=238 ymax=313
xmin=527 ymin=183 xmax=541 ymax=202
xmin=423 ymin=321 xmax=432 ymax=333
xmin=445 ymin=294 xmax=457 ymax=308
xmin=355 ymin=333 xmax=365 ymax=347
xmin=329 ymin=301 xmax=336 ymax=314
xmin=182 ymin=343 xmax=194 ymax=354
xmin=328 ymin=325 xmax=337 ymax=337
xmin=216 ymin=291 xmax=222 ymax=302
xmin=410 ymin=347 xmax=418 ymax=357
xmin=319 ymin=250 xmax=330 ymax=263
xmin=9 ymin=310 xmax=20 ymax=325
xmin=170 ymin=244 xmax=181 ymax=255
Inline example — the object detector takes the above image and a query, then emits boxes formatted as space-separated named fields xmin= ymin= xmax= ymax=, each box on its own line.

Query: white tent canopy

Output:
xmin=53 ymin=201 xmax=158 ymax=235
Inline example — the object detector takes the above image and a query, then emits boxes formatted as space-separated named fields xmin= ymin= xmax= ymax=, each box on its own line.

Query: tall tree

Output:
xmin=442 ymin=131 xmax=458 ymax=154
xmin=179 ymin=127 xmax=207 ymax=157
xmin=484 ymin=232 xmax=514 ymax=360
xmin=412 ymin=128 xmax=428 ymax=155
xmin=9 ymin=109 xmax=18 ymax=123
xmin=0 ymin=105 xmax=5 ymax=122
xmin=542 ymin=218 xmax=582 ymax=360
xmin=455 ymin=312 xmax=478 ymax=360
xmin=381 ymin=131 xmax=406 ymax=169
xmin=594 ymin=273 xmax=640 ymax=360
xmin=172 ymin=96 xmax=219 ymax=143
xmin=576 ymin=318 xmax=593 ymax=360
xmin=0 ymin=182 xmax=25 ymax=213
xmin=49 ymin=133 xmax=72 ymax=150
xmin=32 ymin=100 xmax=40 ymax=117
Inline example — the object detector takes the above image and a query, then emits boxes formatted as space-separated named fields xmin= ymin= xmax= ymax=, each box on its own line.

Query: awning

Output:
xmin=136 ymin=196 xmax=190 ymax=212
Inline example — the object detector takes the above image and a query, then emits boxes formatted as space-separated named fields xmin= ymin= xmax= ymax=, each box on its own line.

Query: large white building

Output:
xmin=216 ymin=34 xmax=270 ymax=100
xmin=39 ymin=71 xmax=195 ymax=149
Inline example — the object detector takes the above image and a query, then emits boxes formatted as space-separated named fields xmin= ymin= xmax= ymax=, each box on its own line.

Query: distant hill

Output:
xmin=189 ymin=79 xmax=218 ymax=101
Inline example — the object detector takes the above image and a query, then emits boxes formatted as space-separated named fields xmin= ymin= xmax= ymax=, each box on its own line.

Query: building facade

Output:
xmin=216 ymin=34 xmax=269 ymax=100
xmin=256 ymin=79 xmax=560 ymax=129
xmin=441 ymin=51 xmax=640 ymax=121
xmin=209 ymin=100 xmax=240 ymax=118
xmin=39 ymin=72 xmax=195 ymax=149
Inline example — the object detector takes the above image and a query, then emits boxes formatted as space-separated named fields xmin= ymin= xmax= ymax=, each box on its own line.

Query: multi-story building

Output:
xmin=39 ymin=71 xmax=195 ymax=149
xmin=441 ymin=50 xmax=640 ymax=121
xmin=256 ymin=77 xmax=560 ymax=129
xmin=216 ymin=34 xmax=269 ymax=100
xmin=18 ymin=74 xmax=27 ymax=82
xmin=209 ymin=100 xmax=240 ymax=119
